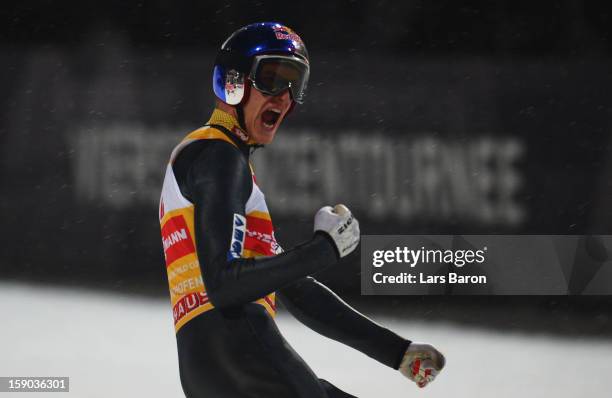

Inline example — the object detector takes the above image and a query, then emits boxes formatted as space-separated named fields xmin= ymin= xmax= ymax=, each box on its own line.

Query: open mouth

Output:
xmin=261 ymin=109 xmax=281 ymax=129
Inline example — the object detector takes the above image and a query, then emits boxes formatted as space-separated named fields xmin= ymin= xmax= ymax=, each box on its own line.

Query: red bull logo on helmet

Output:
xmin=272 ymin=25 xmax=304 ymax=46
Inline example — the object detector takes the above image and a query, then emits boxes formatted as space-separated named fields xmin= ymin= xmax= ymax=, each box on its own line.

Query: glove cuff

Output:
xmin=314 ymin=230 xmax=341 ymax=260
xmin=394 ymin=340 xmax=412 ymax=370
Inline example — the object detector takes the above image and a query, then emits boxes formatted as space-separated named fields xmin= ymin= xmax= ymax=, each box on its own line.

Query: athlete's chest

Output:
xmin=242 ymin=177 xmax=282 ymax=256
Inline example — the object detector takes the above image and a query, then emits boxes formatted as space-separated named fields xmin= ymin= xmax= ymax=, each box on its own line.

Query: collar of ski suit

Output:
xmin=206 ymin=108 xmax=257 ymax=146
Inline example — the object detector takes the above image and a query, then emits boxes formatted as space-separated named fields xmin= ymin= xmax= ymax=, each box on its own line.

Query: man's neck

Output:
xmin=215 ymin=101 xmax=238 ymax=119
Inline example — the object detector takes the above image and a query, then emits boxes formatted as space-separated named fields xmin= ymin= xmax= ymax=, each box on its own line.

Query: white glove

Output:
xmin=314 ymin=204 xmax=360 ymax=258
xmin=399 ymin=342 xmax=446 ymax=388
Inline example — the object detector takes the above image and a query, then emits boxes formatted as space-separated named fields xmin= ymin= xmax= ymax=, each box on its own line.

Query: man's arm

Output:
xmin=278 ymin=276 xmax=410 ymax=369
xmin=177 ymin=140 xmax=339 ymax=309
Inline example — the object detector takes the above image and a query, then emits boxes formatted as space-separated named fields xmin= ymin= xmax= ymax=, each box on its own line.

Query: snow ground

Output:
xmin=1 ymin=282 xmax=611 ymax=397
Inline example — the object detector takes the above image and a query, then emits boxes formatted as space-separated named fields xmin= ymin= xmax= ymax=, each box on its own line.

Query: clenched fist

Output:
xmin=314 ymin=204 xmax=360 ymax=258
xmin=399 ymin=342 xmax=446 ymax=388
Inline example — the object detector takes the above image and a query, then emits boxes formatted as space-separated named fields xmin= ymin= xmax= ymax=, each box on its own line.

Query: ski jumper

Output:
xmin=159 ymin=109 xmax=410 ymax=398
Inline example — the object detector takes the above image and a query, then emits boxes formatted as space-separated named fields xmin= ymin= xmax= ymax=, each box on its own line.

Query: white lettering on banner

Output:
xmin=167 ymin=260 xmax=200 ymax=281
xmin=170 ymin=275 xmax=204 ymax=296
xmin=73 ymin=125 xmax=178 ymax=207
xmin=73 ymin=127 xmax=524 ymax=226
xmin=162 ymin=228 xmax=189 ymax=251
xmin=254 ymin=132 xmax=524 ymax=225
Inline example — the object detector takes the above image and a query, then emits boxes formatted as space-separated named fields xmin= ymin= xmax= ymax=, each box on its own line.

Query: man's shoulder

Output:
xmin=175 ymin=137 xmax=244 ymax=171
xmin=183 ymin=125 xmax=243 ymax=149
xmin=173 ymin=137 xmax=251 ymax=200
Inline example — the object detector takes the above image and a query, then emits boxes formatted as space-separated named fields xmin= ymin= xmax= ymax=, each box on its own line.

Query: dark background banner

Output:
xmin=1 ymin=0 xmax=612 ymax=335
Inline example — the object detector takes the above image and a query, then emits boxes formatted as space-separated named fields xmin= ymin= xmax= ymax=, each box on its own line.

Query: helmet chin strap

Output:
xmin=236 ymin=105 xmax=247 ymax=132
xmin=236 ymin=81 xmax=264 ymax=150
xmin=236 ymin=105 xmax=263 ymax=152
xmin=236 ymin=79 xmax=250 ymax=133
